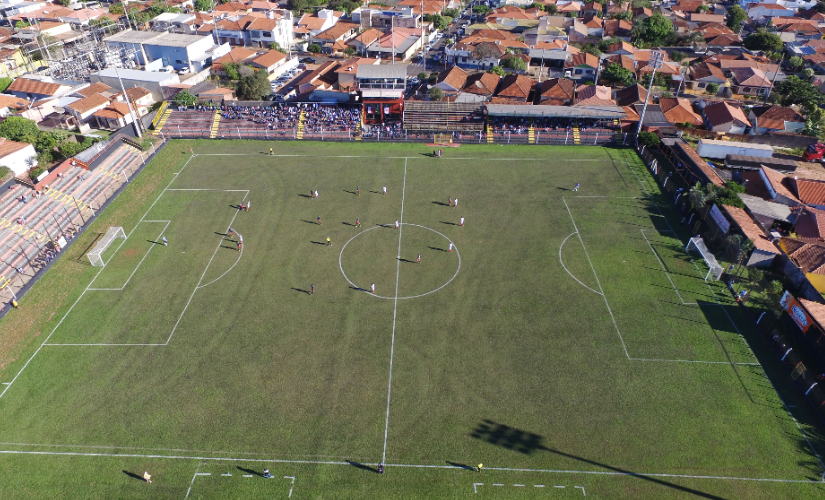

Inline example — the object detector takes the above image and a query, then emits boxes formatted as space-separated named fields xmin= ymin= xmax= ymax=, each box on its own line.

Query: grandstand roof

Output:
xmin=486 ymin=104 xmax=626 ymax=119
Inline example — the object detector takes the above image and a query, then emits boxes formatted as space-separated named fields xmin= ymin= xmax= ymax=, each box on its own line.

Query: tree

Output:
xmin=90 ymin=17 xmax=114 ymax=27
xmin=424 ymin=14 xmax=450 ymax=31
xmin=706 ymin=83 xmax=720 ymax=95
xmin=689 ymin=183 xmax=707 ymax=210
xmin=632 ymin=13 xmax=674 ymax=46
xmin=307 ymin=43 xmax=322 ymax=54
xmin=501 ymin=56 xmax=526 ymax=71
xmin=269 ymin=41 xmax=286 ymax=53
xmin=34 ymin=131 xmax=59 ymax=158
xmin=194 ymin=0 xmax=213 ymax=11
xmin=718 ymin=181 xmax=746 ymax=208
xmin=788 ymin=56 xmax=805 ymax=71
xmin=109 ymin=2 xmax=125 ymax=14
xmin=0 ymin=77 xmax=11 ymax=93
xmin=236 ymin=69 xmax=271 ymax=100
xmin=15 ymin=21 xmax=30 ymax=28
xmin=418 ymin=72 xmax=428 ymax=80
xmin=545 ymin=4 xmax=558 ymax=14
xmin=802 ymin=107 xmax=825 ymax=137
xmin=637 ymin=131 xmax=661 ymax=147
xmin=473 ymin=44 xmax=501 ymax=69
xmin=174 ymin=90 xmax=198 ymax=107
xmin=473 ymin=5 xmax=490 ymax=15
xmin=0 ymin=116 xmax=39 ymax=144
xmin=671 ymin=51 xmax=685 ymax=63
xmin=612 ymin=11 xmax=632 ymax=21
xmin=774 ymin=75 xmax=825 ymax=107
xmin=344 ymin=47 xmax=355 ymax=57
xmin=803 ymin=67 xmax=815 ymax=81
xmin=443 ymin=8 xmax=459 ymax=17
xmin=287 ymin=0 xmax=309 ymax=13
xmin=744 ymin=28 xmax=783 ymax=52
xmin=529 ymin=2 xmax=545 ymax=10
xmin=598 ymin=36 xmax=620 ymax=53
xmin=328 ymin=0 xmax=360 ymax=13
xmin=58 ymin=140 xmax=82 ymax=159
xmin=487 ymin=65 xmax=506 ymax=76
xmin=601 ymin=63 xmax=636 ymax=87
xmin=581 ymin=43 xmax=601 ymax=56
xmin=428 ymin=86 xmax=445 ymax=101
xmin=725 ymin=233 xmax=754 ymax=264
xmin=56 ymin=0 xmax=70 ymax=6
xmin=697 ymin=3 xmax=709 ymax=13
xmin=224 ymin=62 xmax=240 ymax=80
xmin=631 ymin=0 xmax=651 ymax=6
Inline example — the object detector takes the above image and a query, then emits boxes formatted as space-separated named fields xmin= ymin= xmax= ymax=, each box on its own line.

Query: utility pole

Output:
xmin=114 ymin=66 xmax=143 ymax=138
xmin=763 ymin=54 xmax=784 ymax=105
xmin=391 ymin=15 xmax=395 ymax=65
xmin=635 ymin=50 xmax=663 ymax=148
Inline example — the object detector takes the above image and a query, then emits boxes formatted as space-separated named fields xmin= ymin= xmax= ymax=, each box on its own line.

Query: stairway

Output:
xmin=355 ymin=108 xmax=363 ymax=141
xmin=528 ymin=126 xmax=535 ymax=144
xmin=152 ymin=108 xmax=173 ymax=135
xmin=572 ymin=127 xmax=581 ymax=145
xmin=210 ymin=110 xmax=221 ymax=139
xmin=297 ymin=109 xmax=306 ymax=140
xmin=486 ymin=127 xmax=494 ymax=144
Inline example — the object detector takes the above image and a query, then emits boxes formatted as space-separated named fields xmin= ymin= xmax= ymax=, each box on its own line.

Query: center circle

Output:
xmin=338 ymin=223 xmax=461 ymax=300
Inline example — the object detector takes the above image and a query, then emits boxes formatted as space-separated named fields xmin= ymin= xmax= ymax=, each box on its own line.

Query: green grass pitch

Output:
xmin=0 ymin=140 xmax=824 ymax=499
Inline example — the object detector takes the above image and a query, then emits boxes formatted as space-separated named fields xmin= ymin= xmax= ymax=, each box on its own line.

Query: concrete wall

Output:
xmin=0 ymin=144 xmax=36 ymax=175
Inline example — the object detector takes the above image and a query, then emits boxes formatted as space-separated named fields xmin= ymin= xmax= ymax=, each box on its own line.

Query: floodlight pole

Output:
xmin=635 ymin=51 xmax=663 ymax=149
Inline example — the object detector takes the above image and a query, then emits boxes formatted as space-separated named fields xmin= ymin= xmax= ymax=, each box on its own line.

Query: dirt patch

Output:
xmin=123 ymin=248 xmax=140 ymax=259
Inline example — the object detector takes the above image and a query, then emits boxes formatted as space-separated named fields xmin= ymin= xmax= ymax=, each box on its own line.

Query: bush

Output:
xmin=28 ymin=167 xmax=45 ymax=181
xmin=706 ymin=83 xmax=720 ymax=95
xmin=428 ymin=86 xmax=445 ymax=101
xmin=307 ymin=43 xmax=322 ymax=54
xmin=0 ymin=77 xmax=11 ymax=93
xmin=638 ymin=131 xmax=661 ymax=147
xmin=0 ymin=166 xmax=10 ymax=179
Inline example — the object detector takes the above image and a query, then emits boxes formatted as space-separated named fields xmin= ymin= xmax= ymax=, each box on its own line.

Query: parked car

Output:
xmin=300 ymin=57 xmax=317 ymax=63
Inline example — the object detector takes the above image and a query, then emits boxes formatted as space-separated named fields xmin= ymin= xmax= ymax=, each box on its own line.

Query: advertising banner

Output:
xmin=780 ymin=290 xmax=812 ymax=333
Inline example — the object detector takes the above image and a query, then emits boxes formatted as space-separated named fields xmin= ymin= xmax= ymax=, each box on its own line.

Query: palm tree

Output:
xmin=726 ymin=233 xmax=754 ymax=274
xmin=688 ymin=182 xmax=706 ymax=210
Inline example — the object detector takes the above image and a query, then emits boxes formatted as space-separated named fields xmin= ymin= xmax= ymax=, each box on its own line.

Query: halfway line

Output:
xmin=382 ymin=158 xmax=407 ymax=465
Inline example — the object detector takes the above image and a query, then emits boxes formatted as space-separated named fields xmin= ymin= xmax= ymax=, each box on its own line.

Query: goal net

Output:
xmin=685 ymin=236 xmax=724 ymax=281
xmin=433 ymin=133 xmax=453 ymax=145
xmin=88 ymin=227 xmax=126 ymax=267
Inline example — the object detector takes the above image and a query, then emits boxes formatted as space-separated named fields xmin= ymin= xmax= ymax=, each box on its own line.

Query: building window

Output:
xmin=263 ymin=32 xmax=271 ymax=37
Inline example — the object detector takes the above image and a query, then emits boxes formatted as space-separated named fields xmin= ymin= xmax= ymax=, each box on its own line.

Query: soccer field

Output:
xmin=0 ymin=140 xmax=824 ymax=499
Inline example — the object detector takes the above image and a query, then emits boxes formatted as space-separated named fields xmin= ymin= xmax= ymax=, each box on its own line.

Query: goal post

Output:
xmin=88 ymin=227 xmax=126 ymax=267
xmin=685 ymin=236 xmax=724 ymax=281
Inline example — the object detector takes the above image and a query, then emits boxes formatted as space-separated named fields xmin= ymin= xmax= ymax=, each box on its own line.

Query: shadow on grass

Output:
xmin=291 ymin=287 xmax=311 ymax=295
xmin=428 ymin=246 xmax=447 ymax=252
xmin=300 ymin=220 xmax=319 ymax=225
xmin=471 ymin=419 xmax=725 ymax=499
xmin=237 ymin=466 xmax=264 ymax=477
xmin=446 ymin=461 xmax=476 ymax=471
xmin=310 ymin=241 xmax=327 ymax=245
xmin=432 ymin=200 xmax=449 ymax=206
xmin=346 ymin=460 xmax=378 ymax=473
xmin=122 ymin=471 xmax=145 ymax=482
xmin=298 ymin=194 xmax=312 ymax=198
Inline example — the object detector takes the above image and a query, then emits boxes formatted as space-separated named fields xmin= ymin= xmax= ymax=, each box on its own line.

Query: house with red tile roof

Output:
xmin=791 ymin=178 xmax=825 ymax=209
xmin=748 ymin=105 xmax=805 ymax=135
xmin=573 ymin=84 xmax=615 ymax=106
xmin=729 ymin=67 xmax=771 ymax=97
xmin=702 ymin=101 xmax=750 ymax=134
xmin=789 ymin=206 xmax=825 ymax=241
xmin=659 ymin=97 xmax=703 ymax=127
xmin=564 ymin=52 xmax=599 ymax=82
xmin=535 ymin=78 xmax=575 ymax=105
xmin=674 ymin=141 xmax=725 ymax=187
xmin=614 ymin=84 xmax=647 ymax=107
xmin=494 ymin=74 xmax=534 ymax=102
xmin=434 ymin=65 xmax=469 ymax=93
xmin=722 ymin=205 xmax=781 ymax=265
xmin=688 ymin=62 xmax=727 ymax=93
xmin=462 ymin=72 xmax=501 ymax=99
xmin=758 ymin=165 xmax=802 ymax=206
xmin=0 ymin=139 xmax=37 ymax=176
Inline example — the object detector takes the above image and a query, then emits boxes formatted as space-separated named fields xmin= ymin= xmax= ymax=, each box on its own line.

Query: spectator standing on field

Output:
xmin=460 ymin=217 xmax=464 ymax=226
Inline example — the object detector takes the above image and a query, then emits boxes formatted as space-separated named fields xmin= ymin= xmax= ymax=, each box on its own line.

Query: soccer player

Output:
xmin=326 ymin=237 xmax=331 ymax=246
xmin=356 ymin=217 xmax=361 ymax=227
xmin=417 ymin=254 xmax=421 ymax=264
xmin=395 ymin=220 xmax=399 ymax=229
xmin=246 ymin=200 xmax=250 ymax=211
xmin=269 ymin=148 xmax=273 ymax=155
xmin=162 ymin=236 xmax=167 ymax=246
xmin=240 ymin=202 xmax=245 ymax=211
xmin=263 ymin=469 xmax=273 ymax=478
xmin=573 ymin=183 xmax=580 ymax=191
xmin=144 ymin=472 xmax=152 ymax=483
xmin=453 ymin=198 xmax=458 ymax=208
xmin=448 ymin=197 xmax=453 ymax=207
xmin=237 ymin=241 xmax=242 ymax=251
xmin=448 ymin=242 xmax=453 ymax=252
xmin=383 ymin=186 xmax=387 ymax=195
xmin=314 ymin=190 xmax=319 ymax=199
xmin=476 ymin=464 xmax=483 ymax=473
xmin=311 ymin=284 xmax=314 ymax=295
xmin=371 ymin=283 xmax=375 ymax=293
xmin=228 ymin=227 xmax=234 ymax=238
xmin=356 ymin=186 xmax=360 ymax=196
xmin=317 ymin=216 xmax=322 ymax=225
xmin=438 ymin=149 xmax=442 ymax=158
xmin=460 ymin=216 xmax=464 ymax=226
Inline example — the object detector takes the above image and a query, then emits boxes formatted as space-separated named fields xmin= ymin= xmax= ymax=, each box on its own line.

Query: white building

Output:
xmin=0 ymin=139 xmax=36 ymax=176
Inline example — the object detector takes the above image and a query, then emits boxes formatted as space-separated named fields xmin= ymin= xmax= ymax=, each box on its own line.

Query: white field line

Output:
xmin=164 ymin=192 xmax=247 ymax=345
xmin=167 ymin=189 xmax=249 ymax=192
xmin=197 ymin=240 xmax=243 ymax=289
xmin=382 ymin=158 xmax=406 ymax=466
xmin=563 ymin=196 xmax=630 ymax=359
xmin=640 ymin=229 xmax=696 ymax=306
xmin=559 ymin=232 xmax=602 ymax=296
xmin=194 ymin=154 xmax=578 ymax=161
xmin=0 ymin=448 xmax=818 ymax=484
xmin=0 ymin=154 xmax=200 ymax=396
xmin=185 ymin=463 xmax=201 ymax=498
xmin=625 ymin=152 xmax=824 ymax=476
xmin=88 ymin=221 xmax=171 ymax=292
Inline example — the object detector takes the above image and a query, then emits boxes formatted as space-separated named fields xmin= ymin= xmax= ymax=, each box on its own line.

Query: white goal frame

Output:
xmin=88 ymin=227 xmax=126 ymax=267
xmin=685 ymin=236 xmax=724 ymax=281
